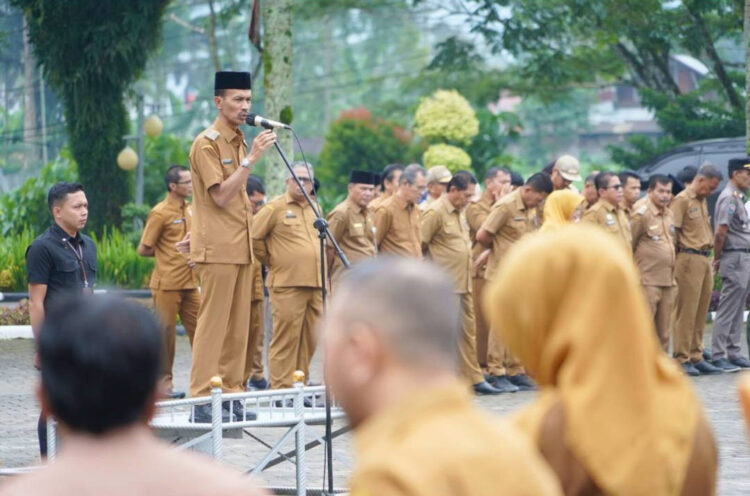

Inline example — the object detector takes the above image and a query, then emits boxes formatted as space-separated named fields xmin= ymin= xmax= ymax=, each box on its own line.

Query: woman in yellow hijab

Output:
xmin=540 ymin=189 xmax=584 ymax=232
xmin=484 ymin=225 xmax=716 ymax=496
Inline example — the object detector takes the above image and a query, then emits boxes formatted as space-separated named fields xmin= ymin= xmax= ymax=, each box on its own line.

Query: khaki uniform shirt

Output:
xmin=140 ymin=195 xmax=195 ymax=290
xmin=481 ymin=189 xmax=536 ymax=281
xmin=714 ymin=183 xmax=750 ymax=249
xmin=418 ymin=194 xmax=441 ymax=212
xmin=327 ymin=198 xmax=376 ymax=280
xmin=620 ymin=200 xmax=636 ymax=219
xmin=252 ymin=193 xmax=322 ymax=289
xmin=582 ymin=199 xmax=632 ymax=251
xmin=421 ymin=196 xmax=472 ymax=294
xmin=670 ymin=188 xmax=713 ymax=251
xmin=250 ymin=259 xmax=264 ymax=302
xmin=631 ymin=197 xmax=676 ymax=287
xmin=465 ymin=189 xmax=494 ymax=279
xmin=368 ymin=193 xmax=388 ymax=212
xmin=350 ymin=382 xmax=562 ymax=496
xmin=188 ymin=118 xmax=253 ymax=264
xmin=374 ymin=195 xmax=422 ymax=258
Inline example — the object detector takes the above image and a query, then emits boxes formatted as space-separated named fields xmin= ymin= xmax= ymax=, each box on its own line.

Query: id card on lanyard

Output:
xmin=64 ymin=239 xmax=91 ymax=293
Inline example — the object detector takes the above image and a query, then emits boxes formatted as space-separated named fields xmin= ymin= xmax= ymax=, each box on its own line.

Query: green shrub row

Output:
xmin=0 ymin=226 xmax=154 ymax=292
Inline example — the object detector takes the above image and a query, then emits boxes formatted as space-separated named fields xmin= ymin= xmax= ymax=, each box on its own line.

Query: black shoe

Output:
xmin=508 ymin=373 xmax=537 ymax=391
xmin=190 ymin=403 xmax=235 ymax=423
xmin=248 ymin=377 xmax=269 ymax=390
xmin=487 ymin=375 xmax=519 ymax=393
xmin=729 ymin=356 xmax=750 ymax=369
xmin=681 ymin=362 xmax=700 ymax=377
xmin=711 ymin=358 xmax=741 ymax=373
xmin=222 ymin=400 xmax=257 ymax=421
xmin=693 ymin=360 xmax=723 ymax=375
xmin=472 ymin=381 xmax=503 ymax=396
xmin=702 ymin=349 xmax=712 ymax=362
xmin=167 ymin=389 xmax=186 ymax=399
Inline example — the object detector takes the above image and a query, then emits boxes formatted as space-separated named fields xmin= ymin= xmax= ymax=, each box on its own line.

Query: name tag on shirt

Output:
xmin=513 ymin=216 xmax=524 ymax=221
xmin=285 ymin=211 xmax=297 ymax=219
xmin=171 ymin=219 xmax=185 ymax=224
xmin=221 ymin=158 xmax=233 ymax=165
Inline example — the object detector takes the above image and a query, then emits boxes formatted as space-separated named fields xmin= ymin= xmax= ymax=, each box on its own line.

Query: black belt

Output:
xmin=677 ymin=248 xmax=711 ymax=257
xmin=723 ymin=248 xmax=750 ymax=253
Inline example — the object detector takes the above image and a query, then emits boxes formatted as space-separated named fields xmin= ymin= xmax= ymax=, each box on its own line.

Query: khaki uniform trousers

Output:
xmin=458 ymin=293 xmax=486 ymax=385
xmin=643 ymin=285 xmax=676 ymax=353
xmin=269 ymin=287 xmax=322 ymax=389
xmin=153 ymin=288 xmax=199 ymax=390
xmin=244 ymin=298 xmax=265 ymax=383
xmin=472 ymin=276 xmax=489 ymax=368
xmin=190 ymin=263 xmax=252 ymax=397
xmin=673 ymin=253 xmax=713 ymax=363
xmin=486 ymin=332 xmax=524 ymax=377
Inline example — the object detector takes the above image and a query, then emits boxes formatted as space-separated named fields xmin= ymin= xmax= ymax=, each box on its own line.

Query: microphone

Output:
xmin=245 ymin=113 xmax=291 ymax=130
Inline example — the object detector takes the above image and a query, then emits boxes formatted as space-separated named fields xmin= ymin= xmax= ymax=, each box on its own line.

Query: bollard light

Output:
xmin=117 ymin=146 xmax=138 ymax=171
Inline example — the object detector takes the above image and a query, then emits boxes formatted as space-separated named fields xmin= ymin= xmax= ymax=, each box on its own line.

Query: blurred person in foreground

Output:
xmin=323 ymin=258 xmax=563 ymax=496
xmin=539 ymin=190 xmax=584 ymax=233
xmin=0 ymin=296 xmax=266 ymax=496
xmin=484 ymin=225 xmax=717 ymax=496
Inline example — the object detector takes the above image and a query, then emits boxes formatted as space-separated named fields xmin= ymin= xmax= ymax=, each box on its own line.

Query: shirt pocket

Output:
xmin=85 ymin=259 xmax=97 ymax=285
xmin=646 ymin=223 xmax=664 ymax=241
xmin=687 ymin=207 xmax=701 ymax=219
xmin=53 ymin=258 xmax=80 ymax=286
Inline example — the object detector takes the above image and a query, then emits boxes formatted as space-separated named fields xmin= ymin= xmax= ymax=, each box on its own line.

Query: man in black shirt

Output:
xmin=26 ymin=182 xmax=97 ymax=457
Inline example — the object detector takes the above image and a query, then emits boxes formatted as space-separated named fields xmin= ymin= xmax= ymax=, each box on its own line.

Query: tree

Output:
xmin=318 ymin=107 xmax=410 ymax=198
xmin=460 ymin=0 xmax=745 ymax=161
xmin=261 ymin=0 xmax=294 ymax=195
xmin=12 ymin=0 xmax=168 ymax=231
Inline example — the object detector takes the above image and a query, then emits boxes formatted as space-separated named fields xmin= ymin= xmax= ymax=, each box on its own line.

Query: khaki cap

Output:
xmin=554 ymin=155 xmax=582 ymax=182
xmin=426 ymin=165 xmax=452 ymax=184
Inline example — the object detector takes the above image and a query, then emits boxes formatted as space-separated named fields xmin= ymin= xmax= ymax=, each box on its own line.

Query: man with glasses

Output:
xmin=582 ymin=171 xmax=632 ymax=251
xmin=252 ymin=163 xmax=323 ymax=389
xmin=374 ymin=166 xmax=427 ymax=258
xmin=244 ymin=174 xmax=268 ymax=390
xmin=138 ymin=165 xmax=199 ymax=400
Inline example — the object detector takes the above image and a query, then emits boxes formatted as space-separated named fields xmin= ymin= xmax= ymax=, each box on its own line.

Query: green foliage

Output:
xmin=608 ymin=135 xmax=678 ymax=170
xmin=318 ymin=108 xmax=411 ymax=197
xmin=143 ymin=132 xmax=192 ymax=207
xmin=0 ymin=227 xmax=35 ymax=292
xmin=13 ymin=0 xmax=169 ymax=232
xmin=90 ymin=227 xmax=154 ymax=290
xmin=466 ymin=108 xmax=523 ymax=180
xmin=423 ymin=144 xmax=471 ymax=173
xmin=414 ymin=90 xmax=478 ymax=144
xmin=0 ymin=226 xmax=152 ymax=292
xmin=464 ymin=0 xmax=745 ymax=164
xmin=0 ymin=149 xmax=78 ymax=237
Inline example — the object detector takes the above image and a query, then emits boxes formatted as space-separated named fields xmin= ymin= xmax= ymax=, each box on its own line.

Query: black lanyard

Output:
xmin=64 ymin=239 xmax=89 ymax=289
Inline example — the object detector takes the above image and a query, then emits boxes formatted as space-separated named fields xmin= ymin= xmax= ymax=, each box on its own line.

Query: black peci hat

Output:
xmin=349 ymin=170 xmax=375 ymax=185
xmin=215 ymin=71 xmax=252 ymax=91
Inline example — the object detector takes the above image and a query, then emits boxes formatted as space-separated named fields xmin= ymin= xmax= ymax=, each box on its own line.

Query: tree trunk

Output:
xmin=261 ymin=0 xmax=293 ymax=196
xmin=746 ymin=0 xmax=750 ymax=152
xmin=206 ymin=0 xmax=221 ymax=72
xmin=22 ymin=18 xmax=38 ymax=165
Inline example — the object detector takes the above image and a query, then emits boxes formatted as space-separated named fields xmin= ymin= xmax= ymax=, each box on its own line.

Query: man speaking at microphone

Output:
xmin=188 ymin=71 xmax=275 ymax=422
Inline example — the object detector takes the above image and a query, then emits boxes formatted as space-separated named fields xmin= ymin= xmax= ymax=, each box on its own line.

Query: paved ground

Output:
xmin=0 ymin=331 xmax=749 ymax=494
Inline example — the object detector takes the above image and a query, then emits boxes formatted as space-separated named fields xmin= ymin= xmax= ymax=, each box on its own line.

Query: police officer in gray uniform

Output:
xmin=711 ymin=157 xmax=750 ymax=371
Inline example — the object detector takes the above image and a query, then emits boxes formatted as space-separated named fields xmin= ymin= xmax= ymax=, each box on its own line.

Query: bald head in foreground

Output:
xmin=0 ymin=296 xmax=266 ymax=496
xmin=323 ymin=258 xmax=562 ymax=496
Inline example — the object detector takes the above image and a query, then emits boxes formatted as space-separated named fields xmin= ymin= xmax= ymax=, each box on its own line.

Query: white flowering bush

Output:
xmin=414 ymin=89 xmax=479 ymax=143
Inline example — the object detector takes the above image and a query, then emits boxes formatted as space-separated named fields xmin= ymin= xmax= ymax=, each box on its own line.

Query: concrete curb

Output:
xmin=0 ymin=325 xmax=186 ymax=340
xmin=0 ymin=326 xmax=32 ymax=340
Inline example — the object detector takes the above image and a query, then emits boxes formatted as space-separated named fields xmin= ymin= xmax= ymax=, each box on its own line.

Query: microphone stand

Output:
xmin=271 ymin=138 xmax=349 ymax=495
